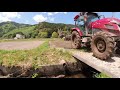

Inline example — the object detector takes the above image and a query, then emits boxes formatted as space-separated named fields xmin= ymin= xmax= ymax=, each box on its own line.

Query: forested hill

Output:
xmin=0 ymin=21 xmax=31 ymax=37
xmin=0 ymin=21 xmax=75 ymax=39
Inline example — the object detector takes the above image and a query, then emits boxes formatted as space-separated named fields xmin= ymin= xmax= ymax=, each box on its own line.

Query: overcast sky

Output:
xmin=0 ymin=12 xmax=120 ymax=25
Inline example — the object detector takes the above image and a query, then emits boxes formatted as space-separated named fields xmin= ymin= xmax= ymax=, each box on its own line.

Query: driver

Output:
xmin=83 ymin=13 xmax=88 ymax=27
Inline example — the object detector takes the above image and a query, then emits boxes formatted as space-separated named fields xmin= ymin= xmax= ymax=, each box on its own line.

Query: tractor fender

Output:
xmin=72 ymin=28 xmax=83 ymax=36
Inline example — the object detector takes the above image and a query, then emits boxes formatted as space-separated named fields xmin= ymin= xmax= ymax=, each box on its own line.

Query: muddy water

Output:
xmin=39 ymin=73 xmax=87 ymax=78
xmin=0 ymin=70 xmax=93 ymax=78
xmin=65 ymin=73 xmax=86 ymax=78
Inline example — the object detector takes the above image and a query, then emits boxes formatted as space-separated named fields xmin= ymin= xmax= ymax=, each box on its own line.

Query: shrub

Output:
xmin=51 ymin=32 xmax=58 ymax=38
xmin=31 ymin=31 xmax=39 ymax=38
xmin=39 ymin=32 xmax=48 ymax=38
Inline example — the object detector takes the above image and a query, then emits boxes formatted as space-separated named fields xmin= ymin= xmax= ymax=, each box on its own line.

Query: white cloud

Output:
xmin=33 ymin=12 xmax=67 ymax=23
xmin=64 ymin=12 xmax=67 ymax=14
xmin=54 ymin=12 xmax=67 ymax=14
xmin=33 ymin=14 xmax=47 ymax=22
xmin=44 ymin=12 xmax=68 ymax=16
xmin=0 ymin=15 xmax=11 ymax=22
xmin=48 ymin=12 xmax=53 ymax=16
xmin=0 ymin=12 xmax=21 ymax=22
xmin=1 ymin=12 xmax=21 ymax=18
xmin=54 ymin=12 xmax=59 ymax=14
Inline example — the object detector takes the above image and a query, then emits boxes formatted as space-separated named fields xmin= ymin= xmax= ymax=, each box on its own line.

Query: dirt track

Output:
xmin=0 ymin=40 xmax=45 ymax=50
xmin=49 ymin=40 xmax=72 ymax=49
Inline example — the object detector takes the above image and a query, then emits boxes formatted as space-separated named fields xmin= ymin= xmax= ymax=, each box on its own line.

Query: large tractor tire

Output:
xmin=71 ymin=31 xmax=81 ymax=49
xmin=91 ymin=31 xmax=114 ymax=60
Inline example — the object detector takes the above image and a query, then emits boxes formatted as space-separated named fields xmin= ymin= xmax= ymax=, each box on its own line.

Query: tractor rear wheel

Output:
xmin=71 ymin=31 xmax=81 ymax=49
xmin=91 ymin=31 xmax=114 ymax=60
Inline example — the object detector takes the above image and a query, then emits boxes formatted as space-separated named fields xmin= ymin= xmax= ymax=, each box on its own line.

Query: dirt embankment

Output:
xmin=0 ymin=61 xmax=87 ymax=78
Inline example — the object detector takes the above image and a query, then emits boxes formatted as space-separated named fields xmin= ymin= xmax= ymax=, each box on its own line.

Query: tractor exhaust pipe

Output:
xmin=84 ymin=12 xmax=89 ymax=36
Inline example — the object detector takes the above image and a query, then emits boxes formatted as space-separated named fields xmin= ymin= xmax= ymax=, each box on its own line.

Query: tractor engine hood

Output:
xmin=99 ymin=17 xmax=120 ymax=25
xmin=91 ymin=17 xmax=120 ymax=33
xmin=109 ymin=18 xmax=120 ymax=25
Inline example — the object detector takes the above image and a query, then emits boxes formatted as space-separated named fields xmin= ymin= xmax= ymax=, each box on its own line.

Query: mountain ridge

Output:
xmin=0 ymin=21 xmax=75 ymax=38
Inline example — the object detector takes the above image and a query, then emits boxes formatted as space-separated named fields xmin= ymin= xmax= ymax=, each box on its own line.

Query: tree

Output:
xmin=51 ymin=32 xmax=58 ymax=38
xmin=31 ymin=31 xmax=39 ymax=38
xmin=39 ymin=32 xmax=48 ymax=38
xmin=64 ymin=26 xmax=67 ymax=31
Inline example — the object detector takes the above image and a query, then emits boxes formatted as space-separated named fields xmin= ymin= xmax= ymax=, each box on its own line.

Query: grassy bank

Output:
xmin=0 ymin=40 xmax=76 ymax=69
xmin=0 ymin=38 xmax=55 ymax=43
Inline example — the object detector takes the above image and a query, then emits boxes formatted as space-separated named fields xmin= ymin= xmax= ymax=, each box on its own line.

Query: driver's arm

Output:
xmin=84 ymin=15 xmax=87 ymax=22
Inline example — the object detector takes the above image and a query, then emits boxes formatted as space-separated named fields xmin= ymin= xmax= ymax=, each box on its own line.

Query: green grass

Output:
xmin=0 ymin=38 xmax=54 ymax=43
xmin=32 ymin=73 xmax=39 ymax=78
xmin=94 ymin=73 xmax=111 ymax=78
xmin=0 ymin=40 xmax=76 ymax=68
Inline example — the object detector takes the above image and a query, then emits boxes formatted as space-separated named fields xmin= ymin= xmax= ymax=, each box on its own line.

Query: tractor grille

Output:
xmin=109 ymin=29 xmax=116 ymax=33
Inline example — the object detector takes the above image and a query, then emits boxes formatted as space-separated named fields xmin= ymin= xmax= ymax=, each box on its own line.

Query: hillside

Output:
xmin=36 ymin=22 xmax=75 ymax=38
xmin=3 ymin=25 xmax=36 ymax=39
xmin=0 ymin=21 xmax=75 ymax=39
xmin=0 ymin=21 xmax=31 ymax=37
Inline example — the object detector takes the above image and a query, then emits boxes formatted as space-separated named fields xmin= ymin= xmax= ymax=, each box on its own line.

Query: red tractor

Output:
xmin=71 ymin=12 xmax=120 ymax=60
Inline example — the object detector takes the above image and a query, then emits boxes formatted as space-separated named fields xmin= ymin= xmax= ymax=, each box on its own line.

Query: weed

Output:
xmin=94 ymin=73 xmax=111 ymax=78
xmin=32 ymin=73 xmax=39 ymax=78
xmin=0 ymin=59 xmax=3 ymax=65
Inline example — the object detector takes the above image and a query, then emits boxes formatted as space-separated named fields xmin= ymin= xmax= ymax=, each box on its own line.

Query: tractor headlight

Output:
xmin=105 ymin=24 xmax=114 ymax=29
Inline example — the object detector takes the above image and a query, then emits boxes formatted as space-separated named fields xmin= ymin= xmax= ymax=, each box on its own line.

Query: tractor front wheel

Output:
xmin=91 ymin=31 xmax=114 ymax=60
xmin=71 ymin=31 xmax=81 ymax=49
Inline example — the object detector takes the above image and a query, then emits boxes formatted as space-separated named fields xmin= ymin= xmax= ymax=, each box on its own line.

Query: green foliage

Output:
xmin=38 ymin=32 xmax=48 ymax=38
xmin=64 ymin=26 xmax=68 ymax=31
xmin=31 ymin=31 xmax=39 ymax=38
xmin=94 ymin=73 xmax=110 ymax=78
xmin=36 ymin=22 xmax=75 ymax=38
xmin=0 ymin=58 xmax=3 ymax=65
xmin=3 ymin=26 xmax=36 ymax=39
xmin=32 ymin=73 xmax=39 ymax=78
xmin=51 ymin=32 xmax=58 ymax=38
xmin=0 ymin=21 xmax=75 ymax=39
xmin=0 ymin=21 xmax=30 ymax=37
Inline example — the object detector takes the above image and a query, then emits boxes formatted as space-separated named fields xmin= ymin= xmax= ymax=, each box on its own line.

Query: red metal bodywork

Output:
xmin=72 ymin=14 xmax=120 ymax=36
xmin=91 ymin=18 xmax=120 ymax=30
xmin=74 ymin=15 xmax=80 ymax=21
xmin=72 ymin=27 xmax=83 ymax=36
